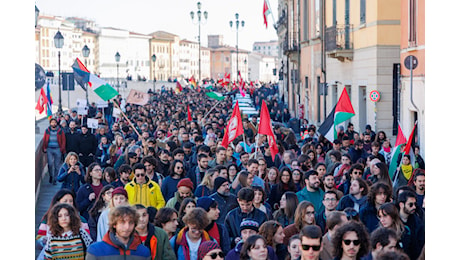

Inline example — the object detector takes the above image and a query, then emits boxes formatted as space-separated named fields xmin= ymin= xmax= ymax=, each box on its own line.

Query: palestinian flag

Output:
xmin=205 ymin=91 xmax=225 ymax=101
xmin=175 ymin=81 xmax=183 ymax=94
xmin=388 ymin=124 xmax=407 ymax=180
xmin=72 ymin=58 xmax=90 ymax=90
xmin=318 ymin=88 xmax=355 ymax=142
xmin=189 ymin=76 xmax=197 ymax=89
xmin=89 ymin=74 xmax=119 ymax=101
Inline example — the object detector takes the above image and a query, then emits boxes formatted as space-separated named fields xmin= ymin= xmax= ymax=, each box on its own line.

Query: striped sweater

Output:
xmin=44 ymin=228 xmax=93 ymax=260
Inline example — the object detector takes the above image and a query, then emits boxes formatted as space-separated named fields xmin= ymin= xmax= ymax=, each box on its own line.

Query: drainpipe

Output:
xmin=321 ymin=0 xmax=327 ymax=121
xmin=409 ymin=55 xmax=419 ymax=112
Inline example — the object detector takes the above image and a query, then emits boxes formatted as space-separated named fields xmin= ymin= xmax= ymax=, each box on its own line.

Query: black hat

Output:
xmin=214 ymin=177 xmax=228 ymax=191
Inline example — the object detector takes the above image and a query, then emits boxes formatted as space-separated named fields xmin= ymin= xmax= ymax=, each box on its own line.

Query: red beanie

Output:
xmin=177 ymin=177 xmax=194 ymax=190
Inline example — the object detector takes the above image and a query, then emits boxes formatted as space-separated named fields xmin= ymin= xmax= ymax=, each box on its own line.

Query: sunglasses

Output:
xmin=407 ymin=202 xmax=416 ymax=208
xmin=135 ymin=174 xmax=146 ymax=177
xmin=343 ymin=239 xmax=361 ymax=246
xmin=207 ymin=251 xmax=225 ymax=259
xmin=301 ymin=244 xmax=321 ymax=251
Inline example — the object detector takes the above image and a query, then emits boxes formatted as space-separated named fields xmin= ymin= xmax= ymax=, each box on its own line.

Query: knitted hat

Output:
xmin=112 ymin=187 xmax=128 ymax=199
xmin=197 ymin=197 xmax=217 ymax=212
xmin=177 ymin=178 xmax=194 ymax=190
xmin=198 ymin=241 xmax=221 ymax=259
xmin=213 ymin=177 xmax=228 ymax=191
xmin=240 ymin=219 xmax=260 ymax=232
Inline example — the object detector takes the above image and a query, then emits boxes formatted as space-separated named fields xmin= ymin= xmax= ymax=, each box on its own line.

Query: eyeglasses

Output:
xmin=176 ymin=166 xmax=184 ymax=169
xmin=343 ymin=239 xmax=361 ymax=246
xmin=306 ymin=211 xmax=315 ymax=216
xmin=206 ymin=251 xmax=225 ymax=259
xmin=324 ymin=198 xmax=337 ymax=202
xmin=301 ymin=244 xmax=321 ymax=251
xmin=93 ymin=168 xmax=102 ymax=172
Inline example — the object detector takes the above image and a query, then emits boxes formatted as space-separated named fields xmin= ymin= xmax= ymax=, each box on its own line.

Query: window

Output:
xmin=303 ymin=0 xmax=309 ymax=41
xmin=360 ymin=0 xmax=366 ymax=24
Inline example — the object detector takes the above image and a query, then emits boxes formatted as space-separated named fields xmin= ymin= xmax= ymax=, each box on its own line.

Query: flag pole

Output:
xmin=266 ymin=0 xmax=276 ymax=28
xmin=112 ymin=100 xmax=141 ymax=138
xmin=203 ymin=100 xmax=222 ymax=119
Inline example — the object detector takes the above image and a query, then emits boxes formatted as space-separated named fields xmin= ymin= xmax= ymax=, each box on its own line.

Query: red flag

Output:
xmin=238 ymin=71 xmax=246 ymax=97
xmin=175 ymin=81 xmax=183 ymax=94
xmin=35 ymin=88 xmax=48 ymax=114
xmin=187 ymin=104 xmax=192 ymax=122
xmin=263 ymin=0 xmax=270 ymax=29
xmin=221 ymin=101 xmax=244 ymax=148
xmin=258 ymin=100 xmax=279 ymax=161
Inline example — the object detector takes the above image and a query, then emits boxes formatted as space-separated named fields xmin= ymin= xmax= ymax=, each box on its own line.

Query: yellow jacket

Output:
xmin=125 ymin=179 xmax=165 ymax=209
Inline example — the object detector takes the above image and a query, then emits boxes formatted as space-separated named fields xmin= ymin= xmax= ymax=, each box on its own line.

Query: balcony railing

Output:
xmin=325 ymin=24 xmax=354 ymax=61
xmin=283 ymin=37 xmax=299 ymax=54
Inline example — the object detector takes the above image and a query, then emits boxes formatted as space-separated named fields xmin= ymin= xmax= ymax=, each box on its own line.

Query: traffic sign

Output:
xmin=369 ymin=90 xmax=380 ymax=102
xmin=404 ymin=55 xmax=418 ymax=70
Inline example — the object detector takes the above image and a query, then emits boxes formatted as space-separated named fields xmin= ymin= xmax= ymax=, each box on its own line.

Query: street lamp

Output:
xmin=82 ymin=45 xmax=90 ymax=105
xmin=54 ymin=30 xmax=64 ymax=114
xmin=230 ymin=13 xmax=244 ymax=80
xmin=151 ymin=54 xmax=157 ymax=92
xmin=115 ymin=52 xmax=120 ymax=93
xmin=35 ymin=5 xmax=39 ymax=28
xmin=190 ymin=1 xmax=208 ymax=84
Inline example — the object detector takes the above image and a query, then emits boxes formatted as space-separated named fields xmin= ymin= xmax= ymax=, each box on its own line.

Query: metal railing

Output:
xmin=35 ymin=139 xmax=47 ymax=202
xmin=325 ymin=24 xmax=354 ymax=52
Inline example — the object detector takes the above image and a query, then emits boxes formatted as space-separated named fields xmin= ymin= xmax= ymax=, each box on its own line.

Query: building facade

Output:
xmin=253 ymin=40 xmax=280 ymax=57
xmin=248 ymin=52 xmax=278 ymax=83
xmin=208 ymin=35 xmax=248 ymax=82
xmin=400 ymin=0 xmax=425 ymax=155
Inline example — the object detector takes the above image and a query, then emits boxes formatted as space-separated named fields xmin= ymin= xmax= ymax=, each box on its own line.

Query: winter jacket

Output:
xmin=204 ymin=221 xmax=231 ymax=255
xmin=359 ymin=202 xmax=380 ymax=233
xmin=336 ymin=194 xmax=368 ymax=212
xmin=209 ymin=191 xmax=239 ymax=225
xmin=165 ymin=192 xmax=196 ymax=211
xmin=170 ymin=227 xmax=214 ymax=260
xmin=57 ymin=161 xmax=86 ymax=193
xmin=76 ymin=182 xmax=108 ymax=221
xmin=142 ymin=223 xmax=176 ymax=260
xmin=43 ymin=126 xmax=66 ymax=154
xmin=125 ymin=177 xmax=165 ymax=209
xmin=65 ymin=129 xmax=81 ymax=154
xmin=224 ymin=207 xmax=268 ymax=246
xmin=194 ymin=184 xmax=212 ymax=198
xmin=161 ymin=176 xmax=181 ymax=202
xmin=86 ymin=231 xmax=150 ymax=260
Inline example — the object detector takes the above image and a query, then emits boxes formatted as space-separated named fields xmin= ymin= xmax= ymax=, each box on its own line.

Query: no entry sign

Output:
xmin=369 ymin=90 xmax=380 ymax=102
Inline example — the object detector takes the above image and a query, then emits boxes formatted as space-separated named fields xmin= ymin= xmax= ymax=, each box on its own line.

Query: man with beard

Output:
xmin=165 ymin=178 xmax=196 ymax=211
xmin=42 ymin=118 xmax=66 ymax=184
xmin=209 ymin=177 xmax=238 ymax=225
xmin=331 ymin=221 xmax=370 ymax=260
xmin=188 ymin=153 xmax=209 ymax=190
xmin=77 ymin=124 xmax=97 ymax=167
xmin=413 ymin=172 xmax=425 ymax=209
xmin=362 ymin=132 xmax=373 ymax=155
xmin=322 ymin=173 xmax=344 ymax=199
xmin=397 ymin=191 xmax=425 ymax=260
xmin=336 ymin=178 xmax=369 ymax=212
xmin=86 ymin=205 xmax=151 ymax=259
xmin=65 ymin=120 xmax=80 ymax=155
xmin=315 ymin=191 xmax=341 ymax=234
xmin=296 ymin=170 xmax=325 ymax=213
xmin=125 ymin=163 xmax=165 ymax=209
xmin=156 ymin=149 xmax=171 ymax=178
xmin=348 ymin=140 xmax=366 ymax=164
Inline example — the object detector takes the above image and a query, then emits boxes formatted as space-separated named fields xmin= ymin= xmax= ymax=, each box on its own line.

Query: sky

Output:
xmin=36 ymin=0 xmax=279 ymax=51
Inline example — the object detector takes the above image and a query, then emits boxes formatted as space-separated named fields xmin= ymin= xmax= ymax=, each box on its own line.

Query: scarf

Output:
xmin=401 ymin=164 xmax=413 ymax=180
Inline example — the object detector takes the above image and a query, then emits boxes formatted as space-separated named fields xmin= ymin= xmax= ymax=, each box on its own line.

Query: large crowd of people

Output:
xmin=36 ymin=83 xmax=425 ymax=260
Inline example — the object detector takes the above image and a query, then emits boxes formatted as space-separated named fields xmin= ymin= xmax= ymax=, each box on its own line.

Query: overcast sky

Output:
xmin=36 ymin=0 xmax=279 ymax=51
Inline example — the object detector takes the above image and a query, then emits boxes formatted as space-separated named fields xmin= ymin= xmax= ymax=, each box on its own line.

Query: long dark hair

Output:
xmin=240 ymin=234 xmax=268 ymax=260
xmin=277 ymin=167 xmax=297 ymax=193
xmin=47 ymin=203 xmax=81 ymax=236
xmin=169 ymin=160 xmax=185 ymax=178
xmin=42 ymin=189 xmax=77 ymax=222
xmin=85 ymin=162 xmax=101 ymax=183
xmin=88 ymin=185 xmax=114 ymax=218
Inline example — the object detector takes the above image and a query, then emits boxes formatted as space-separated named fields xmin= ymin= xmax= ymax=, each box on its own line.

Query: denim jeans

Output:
xmin=47 ymin=147 xmax=62 ymax=182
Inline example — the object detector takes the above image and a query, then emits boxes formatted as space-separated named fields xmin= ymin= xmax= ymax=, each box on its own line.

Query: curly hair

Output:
xmin=168 ymin=160 xmax=186 ymax=178
xmin=240 ymin=234 xmax=267 ymax=260
xmin=368 ymin=182 xmax=392 ymax=207
xmin=332 ymin=220 xmax=370 ymax=259
xmin=47 ymin=203 xmax=81 ymax=236
xmin=42 ymin=189 xmax=78 ymax=222
xmin=259 ymin=220 xmax=283 ymax=248
xmin=108 ymin=205 xmax=139 ymax=235
xmin=182 ymin=207 xmax=210 ymax=230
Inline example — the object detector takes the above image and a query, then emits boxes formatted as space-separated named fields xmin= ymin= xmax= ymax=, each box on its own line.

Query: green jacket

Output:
xmin=144 ymin=223 xmax=176 ymax=260
xmin=296 ymin=187 xmax=325 ymax=213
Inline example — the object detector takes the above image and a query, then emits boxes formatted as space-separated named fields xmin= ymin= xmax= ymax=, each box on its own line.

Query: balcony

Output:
xmin=283 ymin=38 xmax=299 ymax=55
xmin=325 ymin=24 xmax=354 ymax=61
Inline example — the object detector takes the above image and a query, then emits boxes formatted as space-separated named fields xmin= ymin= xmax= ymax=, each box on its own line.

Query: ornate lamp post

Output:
xmin=151 ymin=54 xmax=157 ymax=92
xmin=54 ymin=30 xmax=64 ymax=114
xmin=115 ymin=52 xmax=120 ymax=93
xmin=230 ymin=13 xmax=244 ymax=80
xmin=190 ymin=2 xmax=208 ymax=84
xmin=82 ymin=45 xmax=90 ymax=105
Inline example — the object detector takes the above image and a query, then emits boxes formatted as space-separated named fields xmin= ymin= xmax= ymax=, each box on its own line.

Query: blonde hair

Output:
xmin=64 ymin=152 xmax=79 ymax=165
xmin=200 ymin=169 xmax=217 ymax=189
